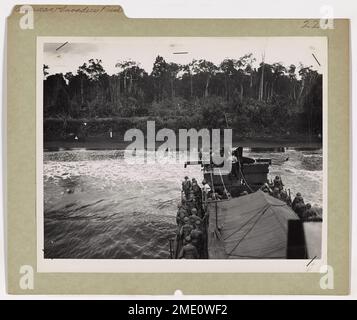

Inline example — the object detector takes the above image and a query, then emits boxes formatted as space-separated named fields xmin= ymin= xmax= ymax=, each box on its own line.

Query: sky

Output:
xmin=43 ymin=37 xmax=327 ymax=76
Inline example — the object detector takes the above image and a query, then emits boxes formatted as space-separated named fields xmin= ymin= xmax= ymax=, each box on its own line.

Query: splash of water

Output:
xmin=44 ymin=148 xmax=322 ymax=259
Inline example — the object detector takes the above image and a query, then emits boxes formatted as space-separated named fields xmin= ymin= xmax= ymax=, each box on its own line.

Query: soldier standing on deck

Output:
xmin=292 ymin=192 xmax=306 ymax=218
xmin=201 ymin=179 xmax=211 ymax=203
xmin=182 ymin=176 xmax=192 ymax=199
xmin=192 ymin=178 xmax=202 ymax=205
xmin=292 ymin=192 xmax=305 ymax=210
xmin=176 ymin=205 xmax=187 ymax=227
xmin=273 ymin=176 xmax=284 ymax=191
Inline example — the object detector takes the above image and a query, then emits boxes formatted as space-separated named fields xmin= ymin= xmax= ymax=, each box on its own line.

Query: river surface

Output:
xmin=43 ymin=147 xmax=323 ymax=259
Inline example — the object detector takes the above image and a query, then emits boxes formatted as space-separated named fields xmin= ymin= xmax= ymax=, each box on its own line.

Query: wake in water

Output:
xmin=43 ymin=148 xmax=323 ymax=259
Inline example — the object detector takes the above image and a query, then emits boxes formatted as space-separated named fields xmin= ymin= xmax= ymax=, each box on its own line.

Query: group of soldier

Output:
xmin=176 ymin=176 xmax=208 ymax=259
xmin=261 ymin=176 xmax=321 ymax=221
xmin=175 ymin=173 xmax=321 ymax=258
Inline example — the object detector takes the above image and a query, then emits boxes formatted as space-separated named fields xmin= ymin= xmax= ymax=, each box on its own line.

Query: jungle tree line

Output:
xmin=43 ymin=54 xmax=323 ymax=137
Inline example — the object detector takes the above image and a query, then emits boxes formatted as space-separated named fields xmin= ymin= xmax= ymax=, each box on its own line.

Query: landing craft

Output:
xmin=171 ymin=147 xmax=322 ymax=260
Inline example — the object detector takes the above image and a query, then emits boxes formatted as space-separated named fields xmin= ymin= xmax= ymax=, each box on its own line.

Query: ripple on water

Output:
xmin=44 ymin=148 xmax=323 ymax=259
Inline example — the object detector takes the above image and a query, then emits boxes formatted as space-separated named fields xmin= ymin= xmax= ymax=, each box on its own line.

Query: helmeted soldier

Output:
xmin=302 ymin=203 xmax=319 ymax=221
xmin=180 ymin=217 xmax=194 ymax=239
xmin=185 ymin=191 xmax=195 ymax=212
xmin=176 ymin=207 xmax=186 ymax=226
xmin=190 ymin=226 xmax=203 ymax=258
xmin=179 ymin=237 xmax=198 ymax=259
xmin=292 ymin=192 xmax=306 ymax=218
xmin=273 ymin=175 xmax=284 ymax=191
xmin=192 ymin=178 xmax=202 ymax=205
xmin=292 ymin=192 xmax=305 ymax=211
xmin=280 ymin=190 xmax=288 ymax=202
xmin=272 ymin=187 xmax=281 ymax=199
xmin=182 ymin=176 xmax=192 ymax=199
xmin=192 ymin=178 xmax=201 ymax=192
xmin=189 ymin=209 xmax=202 ymax=225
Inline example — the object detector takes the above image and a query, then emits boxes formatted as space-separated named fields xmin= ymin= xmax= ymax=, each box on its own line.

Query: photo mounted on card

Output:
xmin=6 ymin=5 xmax=350 ymax=294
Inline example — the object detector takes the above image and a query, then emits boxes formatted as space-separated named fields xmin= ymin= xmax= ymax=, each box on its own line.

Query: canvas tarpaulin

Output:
xmin=207 ymin=190 xmax=300 ymax=259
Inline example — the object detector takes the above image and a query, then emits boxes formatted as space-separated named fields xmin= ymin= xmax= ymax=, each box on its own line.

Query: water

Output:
xmin=43 ymin=147 xmax=322 ymax=259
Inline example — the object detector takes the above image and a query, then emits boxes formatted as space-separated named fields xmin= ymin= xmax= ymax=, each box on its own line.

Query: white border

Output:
xmin=36 ymin=36 xmax=328 ymax=273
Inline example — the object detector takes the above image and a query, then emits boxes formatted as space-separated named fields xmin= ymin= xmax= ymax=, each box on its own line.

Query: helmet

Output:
xmin=296 ymin=192 xmax=301 ymax=197
xmin=306 ymin=203 xmax=312 ymax=209
xmin=195 ymin=220 xmax=201 ymax=225
xmin=275 ymin=176 xmax=280 ymax=180
xmin=191 ymin=208 xmax=197 ymax=214
xmin=184 ymin=176 xmax=189 ymax=180
xmin=185 ymin=236 xmax=191 ymax=243
xmin=183 ymin=217 xmax=189 ymax=223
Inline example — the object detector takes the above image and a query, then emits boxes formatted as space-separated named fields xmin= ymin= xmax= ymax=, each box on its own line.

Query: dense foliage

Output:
xmin=43 ymin=55 xmax=322 ymax=141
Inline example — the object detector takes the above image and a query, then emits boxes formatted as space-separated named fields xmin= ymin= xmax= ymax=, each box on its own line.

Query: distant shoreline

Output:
xmin=44 ymin=135 xmax=323 ymax=151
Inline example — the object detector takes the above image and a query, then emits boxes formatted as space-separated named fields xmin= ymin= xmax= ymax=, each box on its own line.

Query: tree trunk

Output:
xmin=225 ymin=75 xmax=228 ymax=101
xmin=124 ymin=71 xmax=127 ymax=93
xmin=259 ymin=64 xmax=265 ymax=101
xmin=298 ymin=79 xmax=305 ymax=104
xmin=264 ymin=81 xmax=268 ymax=101
xmin=118 ymin=74 xmax=121 ymax=97
xmin=129 ymin=74 xmax=133 ymax=94
xmin=205 ymin=75 xmax=210 ymax=98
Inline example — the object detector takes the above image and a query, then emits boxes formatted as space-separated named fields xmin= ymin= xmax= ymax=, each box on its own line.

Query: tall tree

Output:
xmin=115 ymin=60 xmax=136 ymax=94
xmin=220 ymin=58 xmax=237 ymax=101
xmin=168 ymin=62 xmax=180 ymax=98
xmin=193 ymin=59 xmax=217 ymax=98
xmin=271 ymin=62 xmax=287 ymax=98
xmin=258 ymin=53 xmax=265 ymax=101
xmin=288 ymin=64 xmax=297 ymax=100
xmin=151 ymin=55 xmax=170 ymax=101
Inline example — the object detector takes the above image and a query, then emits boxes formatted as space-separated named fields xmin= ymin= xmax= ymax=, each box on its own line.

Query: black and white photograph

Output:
xmin=38 ymin=37 xmax=326 ymax=268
